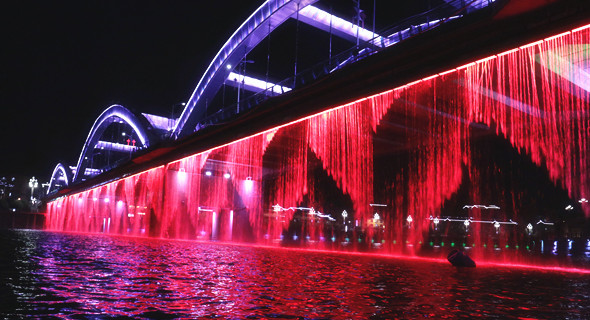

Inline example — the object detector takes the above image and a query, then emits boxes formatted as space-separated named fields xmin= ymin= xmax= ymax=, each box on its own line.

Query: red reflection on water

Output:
xmin=28 ymin=233 xmax=590 ymax=319
xmin=47 ymin=24 xmax=590 ymax=269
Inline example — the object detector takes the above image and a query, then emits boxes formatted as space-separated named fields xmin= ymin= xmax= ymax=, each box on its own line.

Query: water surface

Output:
xmin=1 ymin=230 xmax=589 ymax=319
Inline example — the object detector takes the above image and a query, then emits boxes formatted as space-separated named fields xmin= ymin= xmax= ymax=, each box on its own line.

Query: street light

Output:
xmin=527 ymin=223 xmax=533 ymax=235
xmin=28 ymin=176 xmax=38 ymax=202
xmin=464 ymin=219 xmax=471 ymax=231
xmin=342 ymin=210 xmax=348 ymax=233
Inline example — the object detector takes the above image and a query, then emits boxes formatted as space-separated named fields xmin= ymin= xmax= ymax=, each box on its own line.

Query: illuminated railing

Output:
xmin=272 ymin=204 xmax=336 ymax=221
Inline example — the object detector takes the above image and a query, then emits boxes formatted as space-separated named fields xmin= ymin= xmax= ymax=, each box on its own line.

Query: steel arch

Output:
xmin=172 ymin=0 xmax=319 ymax=138
xmin=73 ymin=104 xmax=154 ymax=182
xmin=47 ymin=163 xmax=72 ymax=194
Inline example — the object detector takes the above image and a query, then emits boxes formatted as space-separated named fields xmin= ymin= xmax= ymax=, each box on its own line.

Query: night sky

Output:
xmin=0 ymin=0 xmax=261 ymax=180
xmin=0 ymin=0 xmax=436 ymax=184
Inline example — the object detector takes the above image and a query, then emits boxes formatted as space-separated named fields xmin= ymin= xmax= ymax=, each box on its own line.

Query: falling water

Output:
xmin=47 ymin=24 xmax=590 ymax=267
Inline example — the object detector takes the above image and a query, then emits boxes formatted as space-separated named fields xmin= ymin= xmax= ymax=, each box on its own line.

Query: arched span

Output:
xmin=47 ymin=163 xmax=72 ymax=194
xmin=73 ymin=104 xmax=154 ymax=182
xmin=172 ymin=0 xmax=319 ymax=138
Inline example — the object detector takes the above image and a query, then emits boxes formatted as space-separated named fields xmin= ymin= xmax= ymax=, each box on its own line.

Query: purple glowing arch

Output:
xmin=47 ymin=163 xmax=72 ymax=194
xmin=172 ymin=0 xmax=320 ymax=138
xmin=73 ymin=105 xmax=153 ymax=182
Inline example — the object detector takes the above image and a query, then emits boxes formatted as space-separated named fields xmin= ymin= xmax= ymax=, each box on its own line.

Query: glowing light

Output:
xmin=544 ymin=31 xmax=571 ymax=42
xmin=519 ymin=40 xmax=543 ymax=49
xmin=421 ymin=74 xmax=438 ymax=82
xmin=226 ymin=64 xmax=232 ymax=70
xmin=456 ymin=62 xmax=475 ymax=70
xmin=298 ymin=5 xmax=384 ymax=47
xmin=227 ymin=72 xmax=292 ymax=94
xmin=229 ymin=210 xmax=234 ymax=241
xmin=438 ymin=69 xmax=456 ymax=76
xmin=463 ymin=205 xmax=500 ymax=210
xmin=205 ymin=170 xmax=212 ymax=176
xmin=572 ymin=23 xmax=590 ymax=33
xmin=406 ymin=79 xmax=422 ymax=87
xmin=497 ymin=48 xmax=518 ymax=57
xmin=527 ymin=223 xmax=533 ymax=233
xmin=223 ymin=173 xmax=231 ymax=179
xmin=406 ymin=215 xmax=413 ymax=224
xmin=476 ymin=55 xmax=496 ymax=64
xmin=177 ymin=168 xmax=187 ymax=185
xmin=212 ymin=212 xmax=217 ymax=239
xmin=243 ymin=177 xmax=254 ymax=194
xmin=464 ymin=219 xmax=471 ymax=227
xmin=565 ymin=205 xmax=574 ymax=211
xmin=579 ymin=198 xmax=588 ymax=203
xmin=104 ymin=198 xmax=110 ymax=203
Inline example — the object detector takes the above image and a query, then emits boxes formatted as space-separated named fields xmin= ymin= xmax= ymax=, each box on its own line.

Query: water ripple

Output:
xmin=1 ymin=230 xmax=589 ymax=319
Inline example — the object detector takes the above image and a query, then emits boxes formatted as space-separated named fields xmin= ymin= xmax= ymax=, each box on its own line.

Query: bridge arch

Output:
xmin=47 ymin=163 xmax=73 ymax=194
xmin=171 ymin=0 xmax=460 ymax=138
xmin=49 ymin=0 xmax=494 ymax=193
xmin=172 ymin=0 xmax=321 ymax=138
xmin=73 ymin=104 xmax=154 ymax=182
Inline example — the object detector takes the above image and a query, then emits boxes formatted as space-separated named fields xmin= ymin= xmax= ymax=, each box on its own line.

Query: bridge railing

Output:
xmin=196 ymin=0 xmax=503 ymax=129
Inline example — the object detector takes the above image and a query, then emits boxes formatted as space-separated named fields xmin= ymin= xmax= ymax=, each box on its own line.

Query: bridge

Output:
xmin=44 ymin=0 xmax=590 ymax=262
xmin=47 ymin=0 xmax=496 ymax=193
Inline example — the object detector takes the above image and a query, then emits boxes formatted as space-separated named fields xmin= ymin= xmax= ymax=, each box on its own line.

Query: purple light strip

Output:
xmin=95 ymin=141 xmax=138 ymax=153
xmin=227 ymin=72 xmax=292 ymax=94
xmin=74 ymin=105 xmax=149 ymax=181
xmin=47 ymin=163 xmax=70 ymax=194
xmin=298 ymin=6 xmax=383 ymax=47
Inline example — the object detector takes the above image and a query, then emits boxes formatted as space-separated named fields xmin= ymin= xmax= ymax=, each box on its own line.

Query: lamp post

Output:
xmin=29 ymin=176 xmax=38 ymax=203
xmin=526 ymin=223 xmax=533 ymax=235
xmin=342 ymin=210 xmax=348 ymax=233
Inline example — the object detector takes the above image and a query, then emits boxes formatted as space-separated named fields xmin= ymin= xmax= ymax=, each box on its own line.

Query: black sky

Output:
xmin=0 ymin=0 xmax=437 ymax=182
xmin=0 ymin=0 xmax=261 ymax=180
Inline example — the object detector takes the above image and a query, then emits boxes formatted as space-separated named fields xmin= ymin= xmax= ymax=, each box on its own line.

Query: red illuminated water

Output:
xmin=2 ymin=230 xmax=590 ymax=319
xmin=47 ymin=25 xmax=590 ymax=269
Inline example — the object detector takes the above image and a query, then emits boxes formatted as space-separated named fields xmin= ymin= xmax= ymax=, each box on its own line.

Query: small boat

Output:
xmin=447 ymin=249 xmax=476 ymax=267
